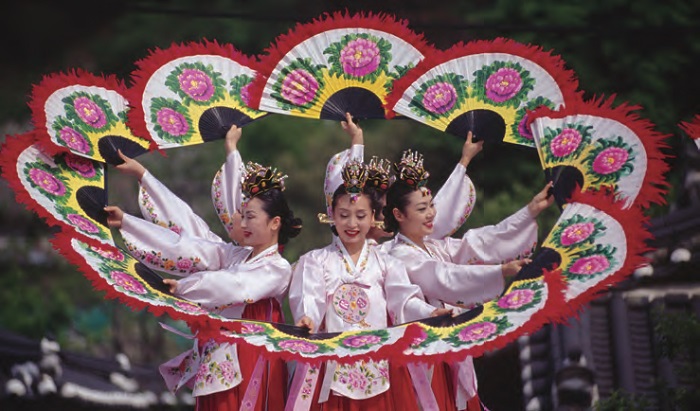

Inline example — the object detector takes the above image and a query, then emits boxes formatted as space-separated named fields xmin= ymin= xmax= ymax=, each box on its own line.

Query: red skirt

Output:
xmin=196 ymin=298 xmax=287 ymax=411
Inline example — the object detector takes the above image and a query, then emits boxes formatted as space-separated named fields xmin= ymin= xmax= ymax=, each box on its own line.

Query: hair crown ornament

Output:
xmin=242 ymin=161 xmax=287 ymax=199
xmin=366 ymin=156 xmax=394 ymax=193
xmin=394 ymin=149 xmax=429 ymax=188
xmin=341 ymin=160 xmax=368 ymax=202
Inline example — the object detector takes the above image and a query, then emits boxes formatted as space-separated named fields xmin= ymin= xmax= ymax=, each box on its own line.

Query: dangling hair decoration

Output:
xmin=366 ymin=156 xmax=394 ymax=193
xmin=341 ymin=160 xmax=368 ymax=203
xmin=394 ymin=149 xmax=430 ymax=195
xmin=241 ymin=161 xmax=287 ymax=200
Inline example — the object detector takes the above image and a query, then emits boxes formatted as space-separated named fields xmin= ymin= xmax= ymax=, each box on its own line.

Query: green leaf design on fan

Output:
xmin=63 ymin=91 xmax=121 ymax=133
xmin=165 ymin=61 xmax=228 ymax=106
xmin=541 ymin=123 xmax=594 ymax=164
xmin=550 ymin=214 xmax=607 ymax=249
xmin=270 ymin=58 xmax=326 ymax=112
xmin=149 ymin=97 xmax=196 ymax=144
xmin=565 ymin=243 xmax=618 ymax=281
xmin=511 ymin=96 xmax=555 ymax=146
xmin=492 ymin=281 xmax=544 ymax=314
xmin=585 ymin=136 xmax=636 ymax=186
xmin=472 ymin=61 xmax=535 ymax=109
xmin=446 ymin=316 xmax=511 ymax=347
xmin=325 ymin=33 xmax=392 ymax=82
xmin=408 ymin=73 xmax=469 ymax=120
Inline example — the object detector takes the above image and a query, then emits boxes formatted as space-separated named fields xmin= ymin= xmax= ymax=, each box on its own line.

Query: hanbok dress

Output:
xmin=386 ymin=206 xmax=539 ymax=410
xmin=120 ymin=149 xmax=288 ymax=411
xmin=287 ymin=237 xmax=437 ymax=411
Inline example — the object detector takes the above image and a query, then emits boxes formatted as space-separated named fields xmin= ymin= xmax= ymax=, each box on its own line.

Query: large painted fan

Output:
xmin=385 ymin=38 xmax=582 ymax=147
xmin=127 ymin=39 xmax=268 ymax=150
xmin=248 ymin=11 xmax=435 ymax=121
xmin=29 ymin=70 xmax=152 ymax=164
xmin=679 ymin=114 xmax=700 ymax=149
xmin=528 ymin=96 xmax=671 ymax=209
xmin=1 ymin=133 xmax=114 ymax=246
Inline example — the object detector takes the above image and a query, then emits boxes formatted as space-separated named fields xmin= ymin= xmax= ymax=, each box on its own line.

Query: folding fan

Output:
xmin=1 ymin=132 xmax=114 ymax=246
xmin=528 ymin=96 xmax=671 ymax=209
xmin=127 ymin=39 xmax=268 ymax=150
xmin=679 ymin=114 xmax=700 ymax=149
xmin=29 ymin=70 xmax=152 ymax=164
xmin=385 ymin=38 xmax=582 ymax=147
xmin=248 ymin=11 xmax=435 ymax=121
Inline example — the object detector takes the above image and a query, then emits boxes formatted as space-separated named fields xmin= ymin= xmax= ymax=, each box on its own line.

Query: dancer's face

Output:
xmin=227 ymin=211 xmax=245 ymax=245
xmin=332 ymin=194 xmax=373 ymax=248
xmin=394 ymin=189 xmax=435 ymax=240
xmin=240 ymin=198 xmax=279 ymax=248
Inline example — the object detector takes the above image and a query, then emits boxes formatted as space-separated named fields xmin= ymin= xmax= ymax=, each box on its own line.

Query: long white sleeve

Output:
xmin=323 ymin=145 xmax=364 ymax=217
xmin=211 ymin=150 xmax=243 ymax=234
xmin=445 ymin=206 xmax=538 ymax=265
xmin=430 ymin=163 xmax=477 ymax=239
xmin=138 ymin=170 xmax=223 ymax=242
xmin=120 ymin=213 xmax=235 ymax=276
xmin=288 ymin=250 xmax=328 ymax=332
xmin=381 ymin=253 xmax=435 ymax=324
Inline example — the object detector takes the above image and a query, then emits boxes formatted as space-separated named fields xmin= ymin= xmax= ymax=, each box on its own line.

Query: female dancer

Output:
xmin=288 ymin=160 xmax=449 ymax=411
xmin=382 ymin=141 xmax=554 ymax=410
xmin=104 ymin=127 xmax=301 ymax=411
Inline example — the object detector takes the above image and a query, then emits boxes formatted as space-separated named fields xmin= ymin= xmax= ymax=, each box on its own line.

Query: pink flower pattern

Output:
xmin=67 ymin=214 xmax=99 ymax=234
xmin=110 ymin=270 xmax=147 ymax=294
xmin=65 ymin=155 xmax=96 ymax=178
xmin=58 ymin=126 xmax=90 ymax=153
xmin=241 ymin=323 xmax=266 ymax=334
xmin=569 ymin=255 xmax=610 ymax=275
xmin=485 ymin=67 xmax=523 ymax=103
xmin=560 ymin=222 xmax=595 ymax=246
xmin=342 ymin=334 xmax=381 ymax=348
xmin=457 ymin=322 xmax=498 ymax=342
xmin=73 ymin=96 xmax=107 ymax=128
xmin=422 ymin=82 xmax=458 ymax=115
xmin=280 ymin=69 xmax=319 ymax=105
xmin=90 ymin=246 xmax=124 ymax=261
xmin=592 ymin=147 xmax=629 ymax=175
xmin=178 ymin=69 xmax=215 ymax=101
xmin=497 ymin=289 xmax=535 ymax=310
xmin=29 ymin=168 xmax=66 ymax=196
xmin=278 ymin=339 xmax=319 ymax=353
xmin=550 ymin=128 xmax=582 ymax=157
xmin=339 ymin=38 xmax=381 ymax=77
xmin=174 ymin=301 xmax=206 ymax=314
xmin=156 ymin=108 xmax=189 ymax=136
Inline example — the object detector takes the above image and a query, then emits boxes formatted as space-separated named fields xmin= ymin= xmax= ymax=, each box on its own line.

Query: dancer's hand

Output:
xmin=501 ymin=258 xmax=532 ymax=279
xmin=459 ymin=131 xmax=484 ymax=168
xmin=527 ymin=181 xmax=555 ymax=217
xmin=296 ymin=316 xmax=315 ymax=333
xmin=163 ymin=278 xmax=179 ymax=294
xmin=114 ymin=150 xmax=146 ymax=180
xmin=225 ymin=125 xmax=242 ymax=155
xmin=341 ymin=112 xmax=363 ymax=146
xmin=430 ymin=307 xmax=454 ymax=317
xmin=104 ymin=206 xmax=125 ymax=229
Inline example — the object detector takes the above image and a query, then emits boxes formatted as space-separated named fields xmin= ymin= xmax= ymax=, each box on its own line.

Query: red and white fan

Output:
xmin=386 ymin=38 xmax=582 ymax=147
xmin=679 ymin=114 xmax=700 ymax=149
xmin=127 ymin=39 xmax=268 ymax=150
xmin=248 ymin=11 xmax=436 ymax=121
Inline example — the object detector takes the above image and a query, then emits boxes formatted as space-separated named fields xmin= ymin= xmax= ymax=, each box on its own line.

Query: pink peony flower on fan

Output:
xmin=58 ymin=126 xmax=90 ymax=153
xmin=65 ymin=154 xmax=96 ymax=178
xmin=485 ymin=67 xmax=523 ymax=103
xmin=178 ymin=69 xmax=215 ymax=101
xmin=592 ymin=147 xmax=629 ymax=175
xmin=67 ymin=214 xmax=99 ymax=234
xmin=240 ymin=83 xmax=252 ymax=106
xmin=550 ymin=128 xmax=582 ymax=157
xmin=174 ymin=301 xmax=206 ymax=314
xmin=157 ymin=108 xmax=189 ymax=136
xmin=518 ymin=114 xmax=534 ymax=140
xmin=339 ymin=38 xmax=381 ymax=77
xmin=423 ymin=82 xmax=458 ymax=115
xmin=560 ymin=222 xmax=595 ymax=246
xmin=342 ymin=334 xmax=381 ymax=348
xmin=281 ymin=69 xmax=319 ymax=105
xmin=278 ymin=339 xmax=319 ymax=353
xmin=457 ymin=321 xmax=497 ymax=342
xmin=569 ymin=254 xmax=610 ymax=275
xmin=111 ymin=270 xmax=147 ymax=294
xmin=241 ymin=323 xmax=266 ymax=334
xmin=29 ymin=168 xmax=66 ymax=196
xmin=497 ymin=289 xmax=535 ymax=309
xmin=73 ymin=96 xmax=107 ymax=128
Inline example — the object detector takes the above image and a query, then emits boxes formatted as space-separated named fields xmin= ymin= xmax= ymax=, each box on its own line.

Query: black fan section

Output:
xmin=98 ymin=136 xmax=148 ymax=165
xmin=320 ymin=87 xmax=385 ymax=121
xmin=512 ymin=247 xmax=562 ymax=283
xmin=198 ymin=107 xmax=261 ymax=142
xmin=445 ymin=110 xmax=506 ymax=144
xmin=546 ymin=165 xmax=584 ymax=210
xmin=76 ymin=186 xmax=108 ymax=227
xmin=133 ymin=262 xmax=173 ymax=295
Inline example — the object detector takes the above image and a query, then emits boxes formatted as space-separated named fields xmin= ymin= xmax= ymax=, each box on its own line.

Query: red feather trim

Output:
xmin=126 ymin=38 xmax=259 ymax=150
xmin=679 ymin=114 xmax=700 ymax=140
xmin=248 ymin=10 xmax=435 ymax=110
xmin=528 ymin=95 xmax=672 ymax=209
xmin=385 ymin=37 xmax=584 ymax=118
xmin=551 ymin=189 xmax=653 ymax=321
xmin=28 ymin=69 xmax=133 ymax=153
